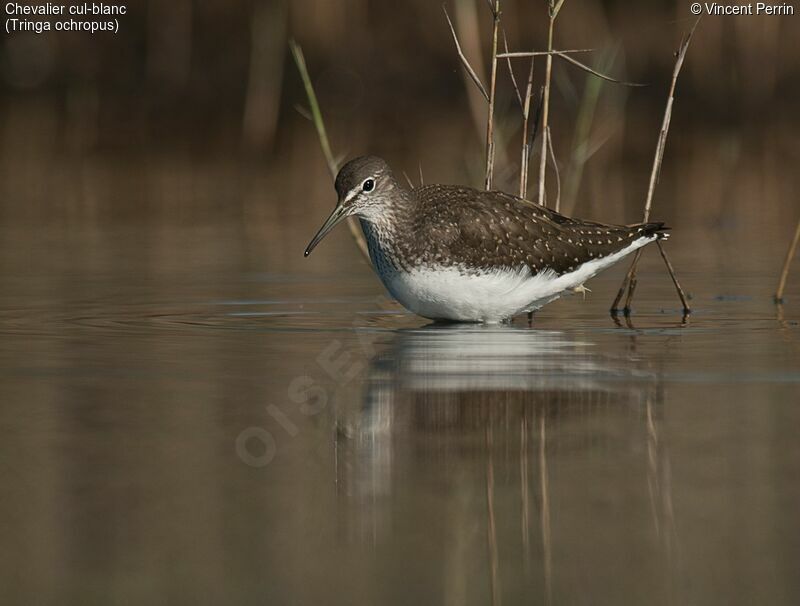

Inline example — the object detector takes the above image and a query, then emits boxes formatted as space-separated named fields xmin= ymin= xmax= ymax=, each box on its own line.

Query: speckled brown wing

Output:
xmin=414 ymin=185 xmax=668 ymax=275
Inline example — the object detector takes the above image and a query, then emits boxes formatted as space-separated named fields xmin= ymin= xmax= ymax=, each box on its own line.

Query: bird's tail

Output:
xmin=633 ymin=221 xmax=670 ymax=241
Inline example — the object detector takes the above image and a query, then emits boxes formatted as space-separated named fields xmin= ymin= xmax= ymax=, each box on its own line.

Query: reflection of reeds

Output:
xmin=645 ymin=393 xmax=682 ymax=599
xmin=485 ymin=424 xmax=501 ymax=606
xmin=539 ymin=414 xmax=552 ymax=605
xmin=775 ymin=218 xmax=800 ymax=303
xmin=520 ymin=410 xmax=531 ymax=563
xmin=610 ymin=22 xmax=699 ymax=316
xmin=288 ymin=40 xmax=370 ymax=261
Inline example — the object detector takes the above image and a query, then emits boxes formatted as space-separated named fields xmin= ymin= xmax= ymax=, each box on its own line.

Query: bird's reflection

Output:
xmin=338 ymin=324 xmax=657 ymax=437
xmin=333 ymin=324 xmax=674 ymax=604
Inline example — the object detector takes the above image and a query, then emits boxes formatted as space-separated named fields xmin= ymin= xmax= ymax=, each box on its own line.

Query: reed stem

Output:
xmin=519 ymin=59 xmax=535 ymax=198
xmin=775 ymin=217 xmax=800 ymax=303
xmin=537 ymin=15 xmax=555 ymax=206
xmin=289 ymin=39 xmax=371 ymax=262
xmin=484 ymin=1 xmax=501 ymax=190
xmin=610 ymin=21 xmax=699 ymax=314
xmin=546 ymin=125 xmax=561 ymax=212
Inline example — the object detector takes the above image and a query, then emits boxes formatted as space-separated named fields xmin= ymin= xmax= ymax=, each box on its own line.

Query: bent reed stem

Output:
xmin=610 ymin=20 xmax=699 ymax=315
xmin=289 ymin=39 xmax=370 ymax=262
xmin=775 ymin=217 xmax=800 ymax=303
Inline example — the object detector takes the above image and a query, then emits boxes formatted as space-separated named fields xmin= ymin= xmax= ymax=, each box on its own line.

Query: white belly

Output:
xmin=384 ymin=266 xmax=558 ymax=322
xmin=373 ymin=236 xmax=655 ymax=323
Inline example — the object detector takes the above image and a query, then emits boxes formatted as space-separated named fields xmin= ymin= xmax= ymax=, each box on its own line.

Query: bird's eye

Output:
xmin=362 ymin=179 xmax=375 ymax=193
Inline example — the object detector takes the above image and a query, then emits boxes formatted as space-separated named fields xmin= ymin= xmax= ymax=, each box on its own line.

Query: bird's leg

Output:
xmin=571 ymin=284 xmax=591 ymax=299
xmin=527 ymin=311 xmax=534 ymax=327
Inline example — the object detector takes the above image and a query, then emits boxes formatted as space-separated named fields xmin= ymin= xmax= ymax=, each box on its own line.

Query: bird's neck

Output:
xmin=357 ymin=191 xmax=416 ymax=273
xmin=357 ymin=189 xmax=415 ymax=243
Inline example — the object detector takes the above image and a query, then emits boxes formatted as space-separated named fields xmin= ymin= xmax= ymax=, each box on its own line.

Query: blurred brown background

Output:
xmin=1 ymin=0 xmax=798 ymax=281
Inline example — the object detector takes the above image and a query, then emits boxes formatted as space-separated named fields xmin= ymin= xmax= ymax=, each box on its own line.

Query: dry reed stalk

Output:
xmin=553 ymin=51 xmax=644 ymax=86
xmin=656 ymin=240 xmax=690 ymax=310
xmin=445 ymin=2 xmax=504 ymax=191
xmin=519 ymin=61 xmax=535 ymax=198
xmin=289 ymin=39 xmax=370 ymax=261
xmin=610 ymin=22 xmax=699 ymax=315
xmin=537 ymin=9 xmax=557 ymax=207
xmin=502 ymin=31 xmax=523 ymax=107
xmin=449 ymin=0 xmax=491 ymax=164
xmin=497 ymin=48 xmax=592 ymax=58
xmin=444 ymin=6 xmax=489 ymax=102
xmin=500 ymin=49 xmax=643 ymax=87
xmin=442 ymin=0 xmax=502 ymax=190
xmin=775 ymin=217 xmax=800 ymax=303
xmin=545 ymin=125 xmax=561 ymax=211
xmin=484 ymin=1 xmax=501 ymax=190
xmin=502 ymin=31 xmax=535 ymax=199
xmin=502 ymin=51 xmax=647 ymax=88
xmin=535 ymin=1 xmax=570 ymax=207
xmin=503 ymin=44 xmax=642 ymax=211
xmin=526 ymin=87 xmax=546 ymax=326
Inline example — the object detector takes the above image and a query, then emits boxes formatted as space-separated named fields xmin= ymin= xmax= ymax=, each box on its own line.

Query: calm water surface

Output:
xmin=1 ymin=215 xmax=799 ymax=605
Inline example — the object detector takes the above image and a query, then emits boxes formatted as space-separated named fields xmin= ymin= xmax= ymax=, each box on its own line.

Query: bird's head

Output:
xmin=304 ymin=156 xmax=399 ymax=257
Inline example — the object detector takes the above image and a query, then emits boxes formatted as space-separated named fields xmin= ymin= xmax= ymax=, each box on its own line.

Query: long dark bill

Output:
xmin=304 ymin=204 xmax=349 ymax=257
